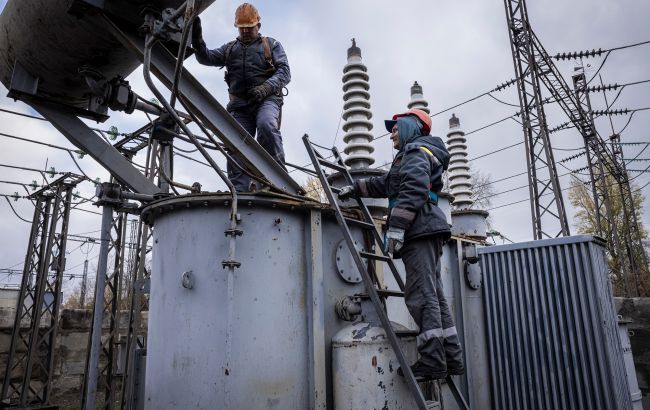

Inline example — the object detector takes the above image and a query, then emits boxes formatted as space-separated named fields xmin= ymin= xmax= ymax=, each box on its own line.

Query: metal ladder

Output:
xmin=302 ymin=135 xmax=470 ymax=410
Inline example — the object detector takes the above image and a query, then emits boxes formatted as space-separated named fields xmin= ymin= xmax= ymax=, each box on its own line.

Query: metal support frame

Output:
xmin=82 ymin=189 xmax=129 ymax=410
xmin=611 ymin=133 xmax=649 ymax=295
xmin=503 ymin=0 xmax=570 ymax=239
xmin=1 ymin=174 xmax=82 ymax=407
xmin=572 ymin=71 xmax=631 ymax=294
xmin=30 ymin=102 xmax=161 ymax=196
xmin=522 ymin=29 xmax=650 ymax=294
xmin=306 ymin=210 xmax=327 ymax=410
xmin=120 ymin=141 xmax=159 ymax=410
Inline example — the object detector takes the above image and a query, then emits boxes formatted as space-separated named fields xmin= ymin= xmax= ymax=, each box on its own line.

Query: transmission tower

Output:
xmin=504 ymin=0 xmax=649 ymax=292
xmin=503 ymin=0 xmax=570 ymax=239
xmin=611 ymin=132 xmax=649 ymax=295
xmin=1 ymin=173 xmax=83 ymax=407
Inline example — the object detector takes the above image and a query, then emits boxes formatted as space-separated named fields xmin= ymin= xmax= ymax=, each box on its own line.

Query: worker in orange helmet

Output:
xmin=192 ymin=3 xmax=291 ymax=191
xmin=338 ymin=108 xmax=464 ymax=380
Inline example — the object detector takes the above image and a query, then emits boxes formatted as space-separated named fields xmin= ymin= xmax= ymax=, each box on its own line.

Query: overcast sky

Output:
xmin=0 ymin=0 xmax=649 ymax=293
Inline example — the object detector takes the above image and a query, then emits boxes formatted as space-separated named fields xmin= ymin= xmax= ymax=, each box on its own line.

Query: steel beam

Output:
xmin=82 ymin=205 xmax=114 ymax=410
xmin=31 ymin=102 xmax=161 ymax=196
xmin=104 ymin=17 xmax=303 ymax=195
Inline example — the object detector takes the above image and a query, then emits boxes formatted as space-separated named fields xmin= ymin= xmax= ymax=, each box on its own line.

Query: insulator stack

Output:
xmin=446 ymin=114 xmax=473 ymax=209
xmin=407 ymin=81 xmax=430 ymax=114
xmin=341 ymin=39 xmax=375 ymax=169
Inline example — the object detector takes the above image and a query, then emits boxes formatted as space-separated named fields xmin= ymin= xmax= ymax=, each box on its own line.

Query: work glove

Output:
xmin=191 ymin=17 xmax=204 ymax=48
xmin=385 ymin=227 xmax=405 ymax=255
xmin=337 ymin=185 xmax=357 ymax=201
xmin=249 ymin=82 xmax=274 ymax=103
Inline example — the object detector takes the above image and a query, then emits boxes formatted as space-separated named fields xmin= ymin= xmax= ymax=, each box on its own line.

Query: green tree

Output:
xmin=568 ymin=175 xmax=649 ymax=296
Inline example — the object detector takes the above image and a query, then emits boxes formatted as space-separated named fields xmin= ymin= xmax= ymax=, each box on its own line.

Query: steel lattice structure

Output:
xmin=1 ymin=174 xmax=83 ymax=407
xmin=503 ymin=0 xmax=570 ymax=239
xmin=611 ymin=133 xmax=649 ymax=295
xmin=504 ymin=0 xmax=649 ymax=292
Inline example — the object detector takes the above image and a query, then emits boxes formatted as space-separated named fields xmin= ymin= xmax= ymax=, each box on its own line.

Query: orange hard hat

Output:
xmin=384 ymin=108 xmax=432 ymax=135
xmin=234 ymin=3 xmax=261 ymax=28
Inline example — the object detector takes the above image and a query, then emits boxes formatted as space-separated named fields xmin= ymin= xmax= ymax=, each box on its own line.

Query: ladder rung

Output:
xmin=359 ymin=251 xmax=391 ymax=262
xmin=394 ymin=328 xmax=418 ymax=337
xmin=317 ymin=158 xmax=347 ymax=172
xmin=344 ymin=217 xmax=375 ymax=230
xmin=377 ymin=288 xmax=405 ymax=298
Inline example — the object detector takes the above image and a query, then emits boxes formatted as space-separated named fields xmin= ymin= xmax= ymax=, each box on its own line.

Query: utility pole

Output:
xmin=1 ymin=174 xmax=83 ymax=407
xmin=80 ymin=259 xmax=89 ymax=308
xmin=503 ymin=0 xmax=570 ymax=239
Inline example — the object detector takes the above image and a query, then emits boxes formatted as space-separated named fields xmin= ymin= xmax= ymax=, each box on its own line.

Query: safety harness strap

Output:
xmin=224 ymin=37 xmax=275 ymax=71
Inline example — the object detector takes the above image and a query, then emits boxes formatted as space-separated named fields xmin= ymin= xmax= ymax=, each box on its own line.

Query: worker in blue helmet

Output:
xmin=338 ymin=109 xmax=464 ymax=380
xmin=191 ymin=3 xmax=290 ymax=191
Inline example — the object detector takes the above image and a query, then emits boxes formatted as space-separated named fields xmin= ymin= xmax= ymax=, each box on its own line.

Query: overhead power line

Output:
xmin=552 ymin=39 xmax=650 ymax=60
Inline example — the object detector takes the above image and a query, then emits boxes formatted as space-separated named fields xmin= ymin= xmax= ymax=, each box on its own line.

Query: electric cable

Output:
xmin=3 ymin=197 xmax=31 ymax=223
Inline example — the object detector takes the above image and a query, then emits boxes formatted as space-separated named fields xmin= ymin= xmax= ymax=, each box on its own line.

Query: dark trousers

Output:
xmin=227 ymin=97 xmax=286 ymax=191
xmin=400 ymin=236 xmax=464 ymax=371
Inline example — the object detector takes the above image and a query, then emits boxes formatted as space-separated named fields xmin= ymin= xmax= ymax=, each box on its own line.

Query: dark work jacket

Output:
xmin=354 ymin=118 xmax=451 ymax=242
xmin=194 ymin=35 xmax=291 ymax=110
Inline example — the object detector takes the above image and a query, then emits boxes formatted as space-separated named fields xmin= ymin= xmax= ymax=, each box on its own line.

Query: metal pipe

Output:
xmin=159 ymin=163 xmax=195 ymax=192
xmin=134 ymin=99 xmax=163 ymax=116
xmin=142 ymin=35 xmax=241 ymax=212
xmin=170 ymin=0 xmax=196 ymax=108
xmin=83 ymin=205 xmax=113 ymax=410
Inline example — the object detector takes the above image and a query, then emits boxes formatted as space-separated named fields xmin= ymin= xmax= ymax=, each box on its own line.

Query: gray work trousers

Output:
xmin=400 ymin=236 xmax=464 ymax=372
xmin=227 ymin=97 xmax=286 ymax=192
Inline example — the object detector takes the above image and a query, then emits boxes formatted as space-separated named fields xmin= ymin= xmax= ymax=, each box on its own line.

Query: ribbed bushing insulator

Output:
xmin=407 ymin=81 xmax=430 ymax=114
xmin=341 ymin=39 xmax=375 ymax=169
xmin=446 ymin=114 xmax=474 ymax=209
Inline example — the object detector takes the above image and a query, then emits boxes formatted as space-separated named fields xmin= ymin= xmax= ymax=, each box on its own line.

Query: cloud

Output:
xmin=0 ymin=0 xmax=649 ymax=285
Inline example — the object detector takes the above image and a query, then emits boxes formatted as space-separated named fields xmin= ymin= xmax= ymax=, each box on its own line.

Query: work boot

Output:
xmin=444 ymin=336 xmax=464 ymax=375
xmin=396 ymin=361 xmax=447 ymax=381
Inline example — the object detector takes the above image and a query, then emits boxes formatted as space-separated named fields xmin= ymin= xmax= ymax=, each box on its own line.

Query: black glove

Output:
xmin=191 ymin=16 xmax=204 ymax=48
xmin=337 ymin=185 xmax=357 ymax=200
xmin=249 ymin=82 xmax=274 ymax=103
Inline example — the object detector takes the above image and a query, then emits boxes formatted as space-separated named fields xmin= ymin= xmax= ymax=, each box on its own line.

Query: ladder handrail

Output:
xmin=302 ymin=134 xmax=429 ymax=410
xmin=329 ymin=146 xmax=407 ymax=292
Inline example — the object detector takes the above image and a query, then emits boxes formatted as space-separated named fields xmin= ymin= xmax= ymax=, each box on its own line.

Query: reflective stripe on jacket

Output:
xmin=355 ymin=133 xmax=451 ymax=241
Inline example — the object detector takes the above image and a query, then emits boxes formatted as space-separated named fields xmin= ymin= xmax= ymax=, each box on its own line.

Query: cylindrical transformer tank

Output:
xmin=140 ymin=193 xmax=370 ymax=409
xmin=0 ymin=0 xmax=213 ymax=110
xmin=332 ymin=321 xmax=419 ymax=409
xmin=143 ymin=195 xmax=311 ymax=409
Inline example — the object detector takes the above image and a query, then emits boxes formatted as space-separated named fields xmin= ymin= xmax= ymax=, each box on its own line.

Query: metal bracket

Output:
xmin=8 ymin=61 xmax=39 ymax=99
xmin=221 ymin=260 xmax=241 ymax=269
xmin=95 ymin=182 xmax=127 ymax=207
xmin=224 ymin=228 xmax=243 ymax=237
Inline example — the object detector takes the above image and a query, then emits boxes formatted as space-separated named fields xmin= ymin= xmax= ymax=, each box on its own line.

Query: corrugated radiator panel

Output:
xmin=479 ymin=235 xmax=631 ymax=410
